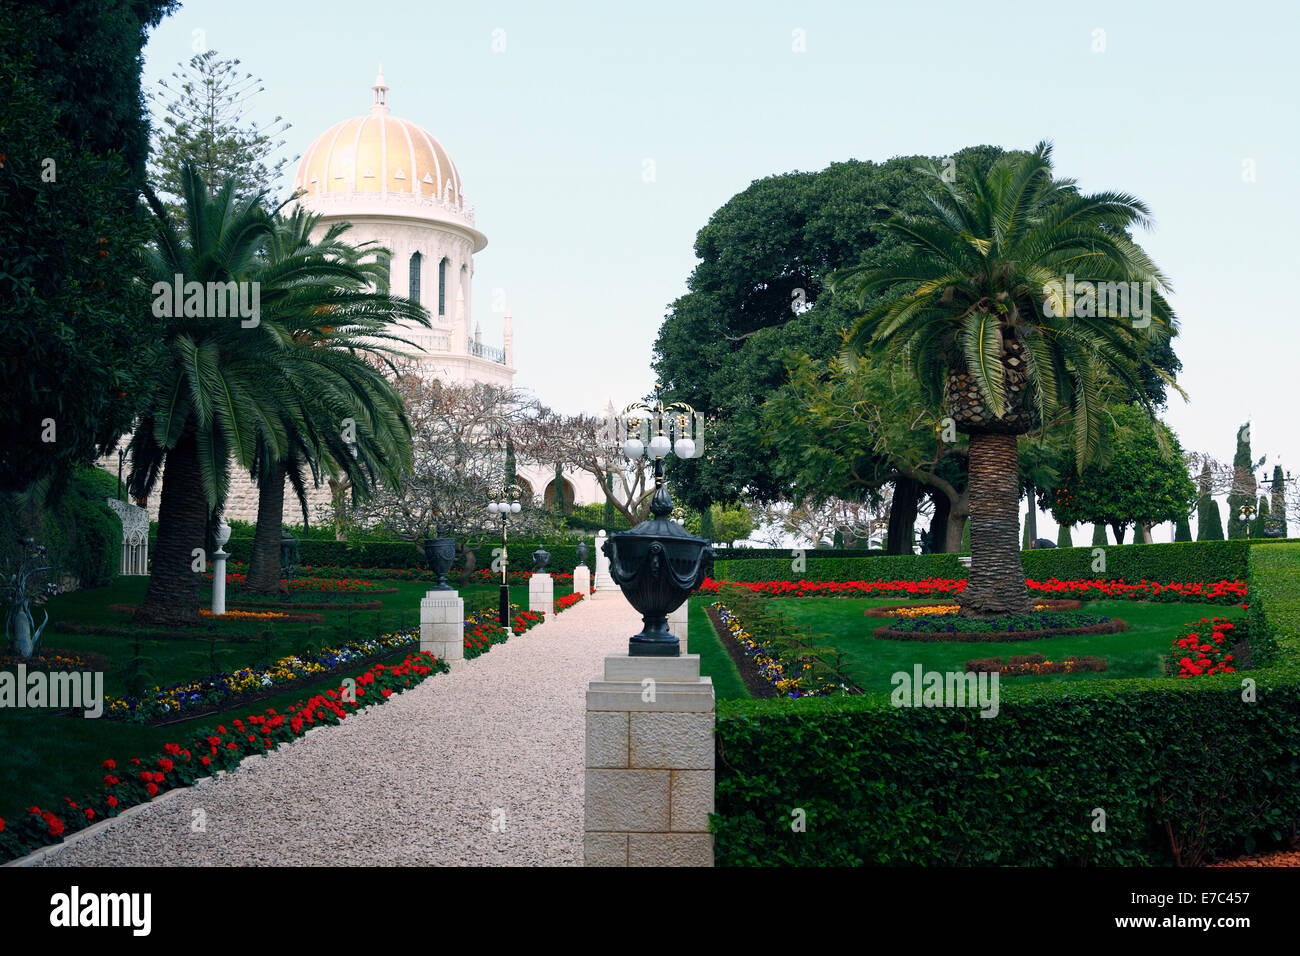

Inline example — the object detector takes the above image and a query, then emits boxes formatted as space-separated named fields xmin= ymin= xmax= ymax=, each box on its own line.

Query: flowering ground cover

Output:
xmin=106 ymin=630 xmax=425 ymax=723
xmin=698 ymin=576 xmax=1248 ymax=604
xmin=1167 ymin=617 xmax=1240 ymax=676
xmin=0 ymin=651 xmax=446 ymax=863
xmin=964 ymin=653 xmax=1108 ymax=676
xmin=873 ymin=609 xmax=1125 ymax=642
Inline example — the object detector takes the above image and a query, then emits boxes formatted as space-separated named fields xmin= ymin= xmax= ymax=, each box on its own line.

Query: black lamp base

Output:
xmin=498 ymin=583 xmax=510 ymax=632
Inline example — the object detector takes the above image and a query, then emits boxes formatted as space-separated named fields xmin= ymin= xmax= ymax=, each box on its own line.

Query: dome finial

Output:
xmin=371 ymin=64 xmax=389 ymax=114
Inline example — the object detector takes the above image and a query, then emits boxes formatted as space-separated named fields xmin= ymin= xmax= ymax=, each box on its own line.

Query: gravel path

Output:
xmin=35 ymin=590 xmax=639 ymax=867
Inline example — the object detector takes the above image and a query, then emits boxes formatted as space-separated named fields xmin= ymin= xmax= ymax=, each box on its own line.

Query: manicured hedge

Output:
xmin=192 ymin=537 xmax=592 ymax=575
xmin=713 ymin=677 xmax=1300 ymax=866
xmin=710 ymin=541 xmax=1300 ymax=866
xmin=714 ymin=540 xmax=1249 ymax=585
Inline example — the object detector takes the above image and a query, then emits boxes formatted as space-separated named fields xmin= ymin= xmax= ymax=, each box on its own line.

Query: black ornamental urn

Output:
xmin=423 ymin=530 xmax=456 ymax=590
xmin=602 ymin=484 xmax=714 ymax=656
xmin=575 ymin=539 xmax=589 ymax=567
xmin=532 ymin=546 xmax=551 ymax=572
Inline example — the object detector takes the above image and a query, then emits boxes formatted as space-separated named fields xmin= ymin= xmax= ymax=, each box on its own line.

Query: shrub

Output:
xmin=0 ymin=466 xmax=121 ymax=592
xmin=713 ymin=540 xmax=1249 ymax=587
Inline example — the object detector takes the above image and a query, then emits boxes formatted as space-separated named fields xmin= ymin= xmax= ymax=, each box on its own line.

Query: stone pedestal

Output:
xmin=594 ymin=529 xmax=619 ymax=592
xmin=584 ymin=653 xmax=715 ymax=867
xmin=420 ymin=590 xmax=465 ymax=672
xmin=211 ymin=549 xmax=229 ymax=615
xmin=573 ymin=565 xmax=591 ymax=595
xmin=667 ymin=602 xmax=689 ymax=654
xmin=529 ymin=572 xmax=554 ymax=617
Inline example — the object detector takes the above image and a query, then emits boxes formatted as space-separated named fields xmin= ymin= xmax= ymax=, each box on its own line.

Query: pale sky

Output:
xmin=140 ymin=0 xmax=1300 ymax=543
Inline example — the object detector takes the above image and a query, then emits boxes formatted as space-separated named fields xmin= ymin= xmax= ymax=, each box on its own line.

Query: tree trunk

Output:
xmin=1139 ymin=522 xmax=1154 ymax=544
xmin=945 ymin=509 xmax=968 ymax=554
xmin=1111 ymin=522 xmax=1126 ymax=545
xmin=134 ymin=431 xmax=206 ymax=626
xmin=959 ymin=431 xmax=1032 ymax=616
xmin=928 ymin=490 xmax=951 ymax=553
xmin=245 ymin=465 xmax=287 ymax=596
xmin=887 ymin=475 xmax=922 ymax=555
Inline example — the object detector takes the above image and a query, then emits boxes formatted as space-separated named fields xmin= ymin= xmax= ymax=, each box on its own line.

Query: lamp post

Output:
xmin=602 ymin=383 xmax=714 ymax=657
xmin=487 ymin=483 xmax=523 ymax=631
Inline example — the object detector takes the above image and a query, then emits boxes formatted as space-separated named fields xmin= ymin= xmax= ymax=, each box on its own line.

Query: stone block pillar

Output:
xmin=584 ymin=653 xmax=715 ymax=866
xmin=573 ymin=564 xmax=591 ymax=595
xmin=420 ymin=590 xmax=465 ymax=672
xmin=529 ymin=572 xmax=554 ymax=617
xmin=667 ymin=602 xmax=689 ymax=654
xmin=594 ymin=530 xmax=619 ymax=592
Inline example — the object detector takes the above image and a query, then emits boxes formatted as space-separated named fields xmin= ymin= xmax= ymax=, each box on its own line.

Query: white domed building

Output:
xmin=291 ymin=67 xmax=512 ymax=387
xmin=100 ymin=68 xmax=598 ymax=533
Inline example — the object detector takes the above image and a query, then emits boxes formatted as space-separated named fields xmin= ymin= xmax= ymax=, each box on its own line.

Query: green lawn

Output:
xmin=765 ymin=597 xmax=1239 ymax=696
xmin=687 ymin=596 xmax=749 ymax=700
xmin=0 ymin=574 xmax=572 ymax=822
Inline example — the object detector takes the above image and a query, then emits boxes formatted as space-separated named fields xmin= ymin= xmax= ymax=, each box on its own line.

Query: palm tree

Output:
xmin=240 ymin=211 xmax=425 ymax=595
xmin=833 ymin=142 xmax=1177 ymax=615
xmin=128 ymin=167 xmax=425 ymax=622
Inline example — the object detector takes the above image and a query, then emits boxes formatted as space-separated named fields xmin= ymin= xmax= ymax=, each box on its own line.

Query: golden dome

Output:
xmin=293 ymin=68 xmax=464 ymax=204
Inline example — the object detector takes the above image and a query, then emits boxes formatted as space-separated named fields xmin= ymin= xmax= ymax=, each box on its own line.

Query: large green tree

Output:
xmin=128 ymin=167 xmax=426 ymax=623
xmin=1046 ymin=405 xmax=1196 ymax=544
xmin=653 ymin=147 xmax=1006 ymax=512
xmin=834 ymin=143 xmax=1178 ymax=615
xmin=0 ymin=0 xmax=177 ymax=496
xmin=149 ymin=49 xmax=291 ymax=221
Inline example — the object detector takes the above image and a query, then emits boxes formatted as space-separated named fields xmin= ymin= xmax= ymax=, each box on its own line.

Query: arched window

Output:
xmin=408 ymin=252 xmax=422 ymax=303
xmin=438 ymin=257 xmax=447 ymax=315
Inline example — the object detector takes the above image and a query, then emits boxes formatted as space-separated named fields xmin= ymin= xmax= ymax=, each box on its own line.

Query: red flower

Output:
xmin=158 ymin=758 xmax=174 ymax=772
xmin=84 ymin=808 xmax=95 ymax=820
xmin=145 ymin=783 xmax=158 ymax=798
xmin=107 ymin=796 xmax=118 ymax=808
xmin=102 ymin=759 xmax=116 ymax=770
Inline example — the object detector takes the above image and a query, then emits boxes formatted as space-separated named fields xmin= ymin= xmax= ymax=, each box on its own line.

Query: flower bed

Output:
xmin=697 ymin=576 xmax=1247 ymax=604
xmin=864 ymin=599 xmax=1081 ymax=618
xmin=873 ymin=610 xmax=1127 ymax=642
xmin=0 ymin=651 xmax=446 ymax=863
xmin=1167 ymin=617 xmax=1238 ymax=676
xmin=462 ymin=603 xmax=546 ymax=660
xmin=107 ymin=630 xmax=422 ymax=723
xmin=965 ymin=653 xmax=1108 ymax=676
xmin=554 ymin=592 xmax=585 ymax=614
xmin=0 ymin=648 xmax=109 ymax=673
xmin=710 ymin=602 xmax=853 ymax=699
xmin=105 ymin=603 xmax=326 ymax=624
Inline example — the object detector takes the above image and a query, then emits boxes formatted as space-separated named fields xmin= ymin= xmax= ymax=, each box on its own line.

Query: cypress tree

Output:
xmin=1271 ymin=465 xmax=1288 ymax=537
xmin=1092 ymin=524 xmax=1108 ymax=546
xmin=1196 ymin=462 xmax=1224 ymax=540
xmin=700 ymin=504 xmax=715 ymax=544
xmin=1174 ymin=511 xmax=1192 ymax=542
xmin=504 ymin=438 xmax=517 ymax=487
xmin=1226 ymin=423 xmax=1255 ymax=539
xmin=1057 ymin=523 xmax=1073 ymax=548
xmin=1022 ymin=514 xmax=1031 ymax=550
xmin=960 ymin=518 xmax=970 ymax=554
xmin=1252 ymin=496 xmax=1269 ymax=538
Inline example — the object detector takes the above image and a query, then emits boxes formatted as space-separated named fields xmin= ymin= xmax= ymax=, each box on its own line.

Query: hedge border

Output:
xmin=710 ymin=542 xmax=1300 ymax=867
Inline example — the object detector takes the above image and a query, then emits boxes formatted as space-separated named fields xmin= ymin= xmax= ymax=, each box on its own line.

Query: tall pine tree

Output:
xmin=1270 ymin=465 xmax=1288 ymax=537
